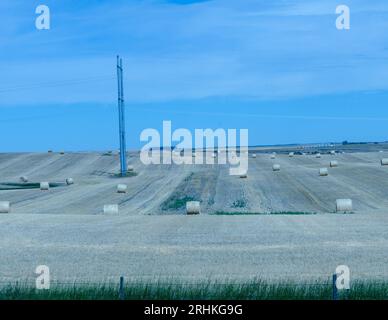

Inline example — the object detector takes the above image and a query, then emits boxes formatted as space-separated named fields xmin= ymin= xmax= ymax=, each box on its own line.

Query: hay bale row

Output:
xmin=239 ymin=171 xmax=248 ymax=178
xmin=336 ymin=199 xmax=353 ymax=212
xmin=40 ymin=182 xmax=50 ymax=191
xmin=381 ymin=158 xmax=388 ymax=166
xmin=103 ymin=204 xmax=119 ymax=215
xmin=330 ymin=160 xmax=338 ymax=168
xmin=0 ymin=201 xmax=10 ymax=213
xmin=117 ymin=184 xmax=127 ymax=193
xmin=186 ymin=201 xmax=200 ymax=215
xmin=20 ymin=176 xmax=28 ymax=183
xmin=319 ymin=168 xmax=328 ymax=176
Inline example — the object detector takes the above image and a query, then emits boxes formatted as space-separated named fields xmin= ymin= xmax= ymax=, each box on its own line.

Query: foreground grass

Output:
xmin=1 ymin=280 xmax=387 ymax=300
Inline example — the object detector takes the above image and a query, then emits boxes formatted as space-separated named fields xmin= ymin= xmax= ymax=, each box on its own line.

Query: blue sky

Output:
xmin=1 ymin=0 xmax=388 ymax=151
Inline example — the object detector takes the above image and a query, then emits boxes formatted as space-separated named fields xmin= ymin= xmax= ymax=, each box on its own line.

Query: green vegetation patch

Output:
xmin=231 ymin=199 xmax=247 ymax=208
xmin=0 ymin=182 xmax=65 ymax=191
xmin=161 ymin=172 xmax=208 ymax=211
xmin=112 ymin=171 xmax=137 ymax=178
xmin=161 ymin=195 xmax=198 ymax=210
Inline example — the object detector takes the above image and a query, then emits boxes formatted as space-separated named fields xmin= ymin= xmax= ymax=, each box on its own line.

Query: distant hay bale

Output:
xmin=252 ymin=154 xmax=257 ymax=158
xmin=66 ymin=178 xmax=74 ymax=185
xmin=336 ymin=199 xmax=353 ymax=213
xmin=381 ymin=158 xmax=388 ymax=166
xmin=330 ymin=160 xmax=338 ymax=167
xmin=40 ymin=182 xmax=50 ymax=191
xmin=272 ymin=164 xmax=281 ymax=171
xmin=103 ymin=204 xmax=119 ymax=215
xmin=186 ymin=201 xmax=200 ymax=215
xmin=60 ymin=151 xmax=65 ymax=155
xmin=319 ymin=168 xmax=329 ymax=176
xmin=289 ymin=152 xmax=294 ymax=157
xmin=20 ymin=176 xmax=28 ymax=183
xmin=127 ymin=165 xmax=134 ymax=172
xmin=330 ymin=150 xmax=336 ymax=155
xmin=239 ymin=170 xmax=248 ymax=178
xmin=0 ymin=201 xmax=10 ymax=213
xmin=48 ymin=150 xmax=53 ymax=153
xmin=316 ymin=153 xmax=321 ymax=158
xmin=117 ymin=184 xmax=127 ymax=193
xmin=270 ymin=153 xmax=276 ymax=159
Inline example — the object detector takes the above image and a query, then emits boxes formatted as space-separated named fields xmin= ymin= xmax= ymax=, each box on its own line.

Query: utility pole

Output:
xmin=117 ymin=55 xmax=127 ymax=176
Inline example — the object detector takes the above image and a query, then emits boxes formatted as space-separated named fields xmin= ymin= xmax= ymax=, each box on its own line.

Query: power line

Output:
xmin=0 ymin=75 xmax=115 ymax=94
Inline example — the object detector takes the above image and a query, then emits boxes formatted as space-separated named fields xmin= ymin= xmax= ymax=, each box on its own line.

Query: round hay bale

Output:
xmin=60 ymin=151 xmax=65 ymax=155
xmin=117 ymin=184 xmax=127 ymax=193
xmin=186 ymin=201 xmax=200 ymax=215
xmin=103 ymin=204 xmax=119 ymax=215
xmin=381 ymin=158 xmax=388 ymax=166
xmin=48 ymin=150 xmax=53 ymax=153
xmin=272 ymin=164 xmax=281 ymax=171
xmin=20 ymin=176 xmax=28 ymax=183
xmin=330 ymin=150 xmax=336 ymax=155
xmin=0 ymin=201 xmax=10 ymax=213
xmin=252 ymin=154 xmax=257 ymax=158
xmin=316 ymin=153 xmax=321 ymax=158
xmin=270 ymin=153 xmax=276 ymax=159
xmin=336 ymin=199 xmax=353 ymax=212
xmin=319 ymin=168 xmax=329 ymax=176
xmin=40 ymin=182 xmax=50 ymax=191
xmin=330 ymin=160 xmax=338 ymax=167
xmin=127 ymin=165 xmax=134 ymax=172
xmin=289 ymin=152 xmax=294 ymax=157
xmin=239 ymin=170 xmax=248 ymax=178
xmin=66 ymin=178 xmax=74 ymax=185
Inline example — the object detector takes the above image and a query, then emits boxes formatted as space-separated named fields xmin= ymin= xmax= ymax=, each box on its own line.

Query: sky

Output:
xmin=1 ymin=0 xmax=388 ymax=151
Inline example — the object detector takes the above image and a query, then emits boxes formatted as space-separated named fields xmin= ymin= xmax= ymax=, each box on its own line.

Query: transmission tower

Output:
xmin=117 ymin=55 xmax=127 ymax=176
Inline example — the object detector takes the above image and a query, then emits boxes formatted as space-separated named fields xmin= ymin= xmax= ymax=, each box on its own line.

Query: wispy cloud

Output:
xmin=1 ymin=0 xmax=388 ymax=106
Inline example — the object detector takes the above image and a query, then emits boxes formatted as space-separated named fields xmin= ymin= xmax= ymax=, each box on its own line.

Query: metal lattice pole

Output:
xmin=117 ymin=55 xmax=127 ymax=176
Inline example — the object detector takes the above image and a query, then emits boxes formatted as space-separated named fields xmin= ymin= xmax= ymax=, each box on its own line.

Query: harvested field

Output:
xmin=0 ymin=148 xmax=388 ymax=283
xmin=2 ymin=150 xmax=388 ymax=215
